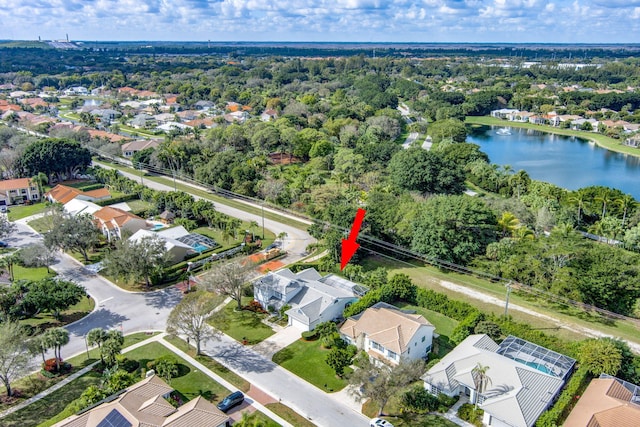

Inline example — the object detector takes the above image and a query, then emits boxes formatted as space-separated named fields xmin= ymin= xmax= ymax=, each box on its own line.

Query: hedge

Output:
xmin=535 ymin=366 xmax=591 ymax=427
xmin=96 ymin=193 xmax=139 ymax=206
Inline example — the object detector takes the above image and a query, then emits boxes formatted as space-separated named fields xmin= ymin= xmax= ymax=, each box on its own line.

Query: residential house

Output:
xmin=121 ymin=139 xmax=161 ymax=158
xmin=130 ymin=113 xmax=156 ymax=129
xmin=52 ymin=374 xmax=229 ymax=427
xmin=129 ymin=229 xmax=194 ymax=263
xmin=260 ymin=109 xmax=279 ymax=122
xmin=157 ymin=122 xmax=192 ymax=132
xmin=93 ymin=206 xmax=149 ymax=241
xmin=194 ymin=100 xmax=215 ymax=110
xmin=570 ymin=118 xmax=599 ymax=131
xmin=153 ymin=112 xmax=176 ymax=125
xmin=528 ymin=115 xmax=547 ymax=125
xmin=63 ymin=199 xmax=101 ymax=217
xmin=422 ymin=334 xmax=576 ymax=427
xmin=0 ymin=178 xmax=40 ymax=208
xmin=491 ymin=109 xmax=520 ymax=119
xmin=63 ymin=86 xmax=88 ymax=96
xmin=175 ymin=110 xmax=199 ymax=121
xmin=224 ymin=111 xmax=249 ymax=124
xmin=563 ymin=375 xmax=640 ymax=427
xmin=90 ymin=108 xmax=121 ymax=124
xmin=86 ymin=129 xmax=129 ymax=143
xmin=340 ymin=302 xmax=435 ymax=365
xmin=624 ymin=135 xmax=640 ymax=148
xmin=46 ymin=184 xmax=111 ymax=205
xmin=253 ymin=268 xmax=362 ymax=331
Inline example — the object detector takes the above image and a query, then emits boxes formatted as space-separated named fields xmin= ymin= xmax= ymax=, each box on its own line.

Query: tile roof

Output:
xmin=47 ymin=184 xmax=111 ymax=205
xmin=0 ymin=178 xmax=33 ymax=191
xmin=564 ymin=378 xmax=640 ymax=427
xmin=94 ymin=206 xmax=142 ymax=225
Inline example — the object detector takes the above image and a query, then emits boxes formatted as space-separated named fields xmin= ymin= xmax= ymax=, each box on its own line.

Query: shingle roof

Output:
xmin=340 ymin=303 xmax=433 ymax=354
xmin=52 ymin=375 xmax=229 ymax=427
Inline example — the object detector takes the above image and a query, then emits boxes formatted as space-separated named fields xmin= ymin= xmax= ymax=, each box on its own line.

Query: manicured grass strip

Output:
xmin=2 ymin=370 xmax=102 ymax=427
xmin=265 ymin=402 xmax=316 ymax=427
xmin=13 ymin=265 xmax=57 ymax=281
xmin=213 ymin=300 xmax=275 ymax=345
xmin=7 ymin=203 xmax=48 ymax=221
xmin=163 ymin=335 xmax=251 ymax=392
xmin=465 ymin=115 xmax=640 ymax=158
xmin=395 ymin=302 xmax=459 ymax=337
xmin=92 ymin=160 xmax=310 ymax=231
xmin=272 ymin=339 xmax=348 ymax=392
xmin=66 ymin=332 xmax=161 ymax=368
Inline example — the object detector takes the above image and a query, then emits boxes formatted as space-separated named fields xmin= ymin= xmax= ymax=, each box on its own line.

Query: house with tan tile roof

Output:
xmin=46 ymin=184 xmax=111 ymax=205
xmin=52 ymin=374 xmax=229 ymax=427
xmin=121 ymin=139 xmax=161 ymax=158
xmin=0 ymin=178 xmax=40 ymax=209
xmin=93 ymin=206 xmax=149 ymax=241
xmin=340 ymin=302 xmax=435 ymax=365
xmin=564 ymin=376 xmax=640 ymax=427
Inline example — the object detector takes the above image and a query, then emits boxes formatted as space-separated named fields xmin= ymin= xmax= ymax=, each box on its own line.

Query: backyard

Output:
xmin=272 ymin=338 xmax=350 ymax=392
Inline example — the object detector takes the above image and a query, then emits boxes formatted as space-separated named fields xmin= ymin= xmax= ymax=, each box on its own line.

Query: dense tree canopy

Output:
xmin=15 ymin=138 xmax=91 ymax=181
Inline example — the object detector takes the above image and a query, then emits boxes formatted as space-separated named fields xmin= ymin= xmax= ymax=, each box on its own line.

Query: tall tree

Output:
xmin=103 ymin=235 xmax=168 ymax=288
xmin=0 ymin=214 xmax=16 ymax=240
xmin=22 ymin=278 xmax=86 ymax=320
xmin=411 ymin=195 xmax=497 ymax=265
xmin=86 ymin=328 xmax=109 ymax=365
xmin=15 ymin=138 xmax=91 ymax=182
xmin=579 ymin=339 xmax=623 ymax=376
xmin=44 ymin=327 xmax=69 ymax=371
xmin=0 ymin=322 xmax=30 ymax=397
xmin=166 ymin=291 xmax=224 ymax=355
xmin=349 ymin=355 xmax=425 ymax=416
xmin=43 ymin=213 xmax=100 ymax=262
xmin=30 ymin=172 xmax=48 ymax=201
xmin=201 ymin=259 xmax=255 ymax=309
xmin=388 ymin=148 xmax=466 ymax=195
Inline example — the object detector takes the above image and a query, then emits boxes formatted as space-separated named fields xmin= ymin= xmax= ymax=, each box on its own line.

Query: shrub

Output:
xmin=457 ymin=403 xmax=483 ymax=427
xmin=301 ymin=330 xmax=318 ymax=341
xmin=436 ymin=393 xmax=459 ymax=412
xmin=243 ymin=300 xmax=268 ymax=314
xmin=95 ymin=194 xmax=138 ymax=206
xmin=400 ymin=386 xmax=440 ymax=414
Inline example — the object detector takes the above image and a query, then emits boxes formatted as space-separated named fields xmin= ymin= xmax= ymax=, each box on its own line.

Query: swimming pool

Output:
xmin=151 ymin=223 xmax=165 ymax=231
xmin=514 ymin=358 xmax=553 ymax=375
xmin=192 ymin=243 xmax=209 ymax=252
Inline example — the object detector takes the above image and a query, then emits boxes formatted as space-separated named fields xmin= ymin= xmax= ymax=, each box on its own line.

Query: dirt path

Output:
xmin=437 ymin=279 xmax=640 ymax=354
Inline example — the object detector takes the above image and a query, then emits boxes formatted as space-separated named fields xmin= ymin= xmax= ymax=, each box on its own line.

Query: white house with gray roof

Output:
xmin=422 ymin=334 xmax=575 ymax=427
xmin=253 ymin=268 xmax=361 ymax=331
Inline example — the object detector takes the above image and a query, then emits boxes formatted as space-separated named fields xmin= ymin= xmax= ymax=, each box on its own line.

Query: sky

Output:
xmin=0 ymin=0 xmax=639 ymax=44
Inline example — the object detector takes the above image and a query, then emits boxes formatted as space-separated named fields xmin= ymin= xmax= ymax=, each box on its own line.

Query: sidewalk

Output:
xmin=0 ymin=332 xmax=162 ymax=420
xmin=159 ymin=337 xmax=293 ymax=427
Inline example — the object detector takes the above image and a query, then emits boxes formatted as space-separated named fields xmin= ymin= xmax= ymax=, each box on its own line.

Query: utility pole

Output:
xmin=261 ymin=203 xmax=265 ymax=239
xmin=504 ymin=281 xmax=512 ymax=317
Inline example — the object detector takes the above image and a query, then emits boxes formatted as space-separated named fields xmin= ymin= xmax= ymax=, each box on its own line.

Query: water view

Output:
xmin=466 ymin=125 xmax=640 ymax=200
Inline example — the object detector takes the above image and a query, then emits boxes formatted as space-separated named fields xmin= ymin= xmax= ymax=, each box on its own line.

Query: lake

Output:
xmin=466 ymin=125 xmax=640 ymax=200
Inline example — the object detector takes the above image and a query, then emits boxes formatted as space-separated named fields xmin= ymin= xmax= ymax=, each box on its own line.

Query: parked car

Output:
xmin=370 ymin=418 xmax=394 ymax=427
xmin=216 ymin=391 xmax=244 ymax=413
xmin=0 ymin=241 xmax=7 ymax=248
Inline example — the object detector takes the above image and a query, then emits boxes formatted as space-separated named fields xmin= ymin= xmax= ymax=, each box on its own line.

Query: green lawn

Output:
xmin=466 ymin=116 xmax=640 ymax=158
xmin=2 ymin=371 xmax=103 ymax=427
xmin=7 ymin=203 xmax=48 ymax=221
xmin=272 ymin=338 xmax=349 ymax=392
xmin=12 ymin=265 xmax=57 ymax=281
xmin=26 ymin=216 xmax=54 ymax=233
xmin=214 ymin=299 xmax=275 ymax=345
xmin=21 ymin=294 xmax=95 ymax=330
xmin=125 ymin=198 xmax=154 ymax=214
xmin=66 ymin=332 xmax=160 ymax=368
xmin=164 ymin=335 xmax=251 ymax=392
xmin=265 ymin=402 xmax=315 ymax=427
xmin=395 ymin=303 xmax=459 ymax=337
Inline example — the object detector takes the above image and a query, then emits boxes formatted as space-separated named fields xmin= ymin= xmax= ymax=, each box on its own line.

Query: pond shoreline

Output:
xmin=465 ymin=116 xmax=640 ymax=159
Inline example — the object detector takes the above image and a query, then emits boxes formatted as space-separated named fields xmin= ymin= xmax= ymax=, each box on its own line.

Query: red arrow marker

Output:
xmin=341 ymin=208 xmax=366 ymax=270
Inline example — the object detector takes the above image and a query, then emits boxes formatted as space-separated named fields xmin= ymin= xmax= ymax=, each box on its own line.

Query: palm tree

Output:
xmin=45 ymin=327 xmax=69 ymax=371
xmin=31 ymin=172 xmax=48 ymax=202
xmin=0 ymin=253 xmax=20 ymax=281
xmin=277 ymin=231 xmax=288 ymax=248
xmin=472 ymin=363 xmax=492 ymax=409
xmin=595 ymin=189 xmax=614 ymax=219
xmin=615 ymin=194 xmax=637 ymax=227
xmin=568 ymin=189 xmax=588 ymax=223
xmin=497 ymin=212 xmax=520 ymax=238
xmin=87 ymin=328 xmax=108 ymax=365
